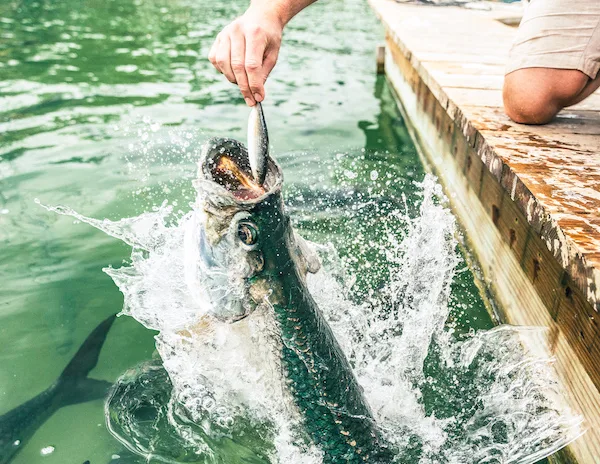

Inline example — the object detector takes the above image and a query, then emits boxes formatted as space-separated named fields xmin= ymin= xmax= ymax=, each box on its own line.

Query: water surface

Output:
xmin=0 ymin=0 xmax=579 ymax=463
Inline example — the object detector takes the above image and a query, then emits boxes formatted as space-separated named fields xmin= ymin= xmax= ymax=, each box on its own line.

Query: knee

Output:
xmin=503 ymin=74 xmax=559 ymax=125
xmin=503 ymin=87 xmax=556 ymax=125
xmin=503 ymin=68 xmax=588 ymax=125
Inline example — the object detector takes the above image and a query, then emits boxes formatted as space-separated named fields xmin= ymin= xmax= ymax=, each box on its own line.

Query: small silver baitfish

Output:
xmin=247 ymin=102 xmax=269 ymax=186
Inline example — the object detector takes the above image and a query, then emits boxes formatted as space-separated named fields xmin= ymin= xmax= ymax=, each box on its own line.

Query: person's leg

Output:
xmin=503 ymin=68 xmax=600 ymax=125
xmin=503 ymin=0 xmax=600 ymax=125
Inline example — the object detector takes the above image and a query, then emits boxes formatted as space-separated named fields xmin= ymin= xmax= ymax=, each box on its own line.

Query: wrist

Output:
xmin=247 ymin=1 xmax=291 ymax=27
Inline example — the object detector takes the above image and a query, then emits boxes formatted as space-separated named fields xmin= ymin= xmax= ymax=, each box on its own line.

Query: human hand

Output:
xmin=208 ymin=6 xmax=283 ymax=106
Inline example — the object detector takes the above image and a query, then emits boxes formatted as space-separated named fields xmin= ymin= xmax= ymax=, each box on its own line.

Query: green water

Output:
xmin=0 ymin=0 xmax=559 ymax=463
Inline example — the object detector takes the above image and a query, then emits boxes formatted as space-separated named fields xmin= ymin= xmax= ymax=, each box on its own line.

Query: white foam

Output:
xmin=41 ymin=174 xmax=583 ymax=463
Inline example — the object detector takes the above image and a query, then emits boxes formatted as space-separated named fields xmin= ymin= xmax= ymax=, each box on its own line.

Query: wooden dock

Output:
xmin=368 ymin=1 xmax=600 ymax=462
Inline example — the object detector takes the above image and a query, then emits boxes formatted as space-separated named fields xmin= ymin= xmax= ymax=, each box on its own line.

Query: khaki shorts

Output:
xmin=506 ymin=0 xmax=600 ymax=79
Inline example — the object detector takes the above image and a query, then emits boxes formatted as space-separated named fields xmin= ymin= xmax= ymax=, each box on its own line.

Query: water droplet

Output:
xmin=344 ymin=170 xmax=357 ymax=180
xmin=370 ymin=170 xmax=379 ymax=181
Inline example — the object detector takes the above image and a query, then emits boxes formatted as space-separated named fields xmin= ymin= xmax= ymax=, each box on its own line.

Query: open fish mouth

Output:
xmin=186 ymin=137 xmax=285 ymax=323
xmin=185 ymin=106 xmax=285 ymax=323
xmin=198 ymin=137 xmax=282 ymax=203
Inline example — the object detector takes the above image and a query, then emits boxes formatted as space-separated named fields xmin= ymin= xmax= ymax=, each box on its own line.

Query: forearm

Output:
xmin=249 ymin=0 xmax=318 ymax=26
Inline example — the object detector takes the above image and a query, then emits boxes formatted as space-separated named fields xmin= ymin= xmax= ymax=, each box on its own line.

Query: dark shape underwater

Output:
xmin=0 ymin=314 xmax=117 ymax=464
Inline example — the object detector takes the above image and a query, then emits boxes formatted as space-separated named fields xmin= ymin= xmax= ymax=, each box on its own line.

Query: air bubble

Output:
xmin=40 ymin=446 xmax=55 ymax=456
xmin=202 ymin=397 xmax=216 ymax=411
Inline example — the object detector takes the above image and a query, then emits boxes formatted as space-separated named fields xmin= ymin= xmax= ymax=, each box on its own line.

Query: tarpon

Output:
xmin=0 ymin=314 xmax=116 ymax=464
xmin=185 ymin=107 xmax=395 ymax=462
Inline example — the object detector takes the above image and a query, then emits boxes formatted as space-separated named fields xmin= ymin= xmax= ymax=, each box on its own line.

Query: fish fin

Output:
xmin=0 ymin=315 xmax=116 ymax=464
xmin=61 ymin=378 xmax=114 ymax=406
xmin=56 ymin=314 xmax=117 ymax=404
xmin=293 ymin=232 xmax=321 ymax=274
xmin=59 ymin=313 xmax=117 ymax=380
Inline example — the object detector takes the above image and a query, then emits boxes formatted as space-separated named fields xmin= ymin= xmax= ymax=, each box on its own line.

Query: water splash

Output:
xmin=40 ymin=175 xmax=583 ymax=463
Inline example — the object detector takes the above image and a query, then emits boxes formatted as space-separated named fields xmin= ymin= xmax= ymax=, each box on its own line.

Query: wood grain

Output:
xmin=369 ymin=1 xmax=600 ymax=461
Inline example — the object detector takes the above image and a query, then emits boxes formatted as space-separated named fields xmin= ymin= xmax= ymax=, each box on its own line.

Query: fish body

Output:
xmin=0 ymin=315 xmax=116 ymax=464
xmin=190 ymin=129 xmax=394 ymax=462
xmin=247 ymin=102 xmax=269 ymax=185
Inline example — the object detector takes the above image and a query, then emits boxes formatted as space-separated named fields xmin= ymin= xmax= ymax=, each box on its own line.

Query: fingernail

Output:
xmin=254 ymin=93 xmax=262 ymax=102
xmin=244 ymin=97 xmax=254 ymax=106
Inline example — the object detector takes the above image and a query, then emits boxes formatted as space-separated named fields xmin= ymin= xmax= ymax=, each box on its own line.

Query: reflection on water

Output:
xmin=0 ymin=0 xmax=582 ymax=463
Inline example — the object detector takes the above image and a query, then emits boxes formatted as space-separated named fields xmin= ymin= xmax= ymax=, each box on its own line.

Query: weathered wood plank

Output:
xmin=369 ymin=0 xmax=600 ymax=461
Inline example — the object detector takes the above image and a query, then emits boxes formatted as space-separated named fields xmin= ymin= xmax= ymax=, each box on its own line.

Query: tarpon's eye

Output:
xmin=238 ymin=222 xmax=258 ymax=246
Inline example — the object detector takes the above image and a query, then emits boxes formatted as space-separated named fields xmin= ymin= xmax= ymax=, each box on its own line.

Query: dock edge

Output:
xmin=369 ymin=2 xmax=600 ymax=462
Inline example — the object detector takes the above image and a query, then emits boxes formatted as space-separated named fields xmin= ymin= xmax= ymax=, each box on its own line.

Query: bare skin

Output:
xmin=208 ymin=0 xmax=317 ymax=106
xmin=209 ymin=1 xmax=600 ymax=121
xmin=503 ymin=68 xmax=600 ymax=125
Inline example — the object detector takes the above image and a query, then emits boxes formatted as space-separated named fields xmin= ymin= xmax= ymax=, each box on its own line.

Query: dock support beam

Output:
xmin=376 ymin=44 xmax=386 ymax=74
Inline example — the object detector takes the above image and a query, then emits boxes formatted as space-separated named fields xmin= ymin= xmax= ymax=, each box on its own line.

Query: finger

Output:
xmin=208 ymin=36 xmax=219 ymax=67
xmin=230 ymin=32 xmax=254 ymax=106
xmin=262 ymin=47 xmax=279 ymax=83
xmin=245 ymin=28 xmax=267 ymax=102
xmin=216 ymin=35 xmax=236 ymax=84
